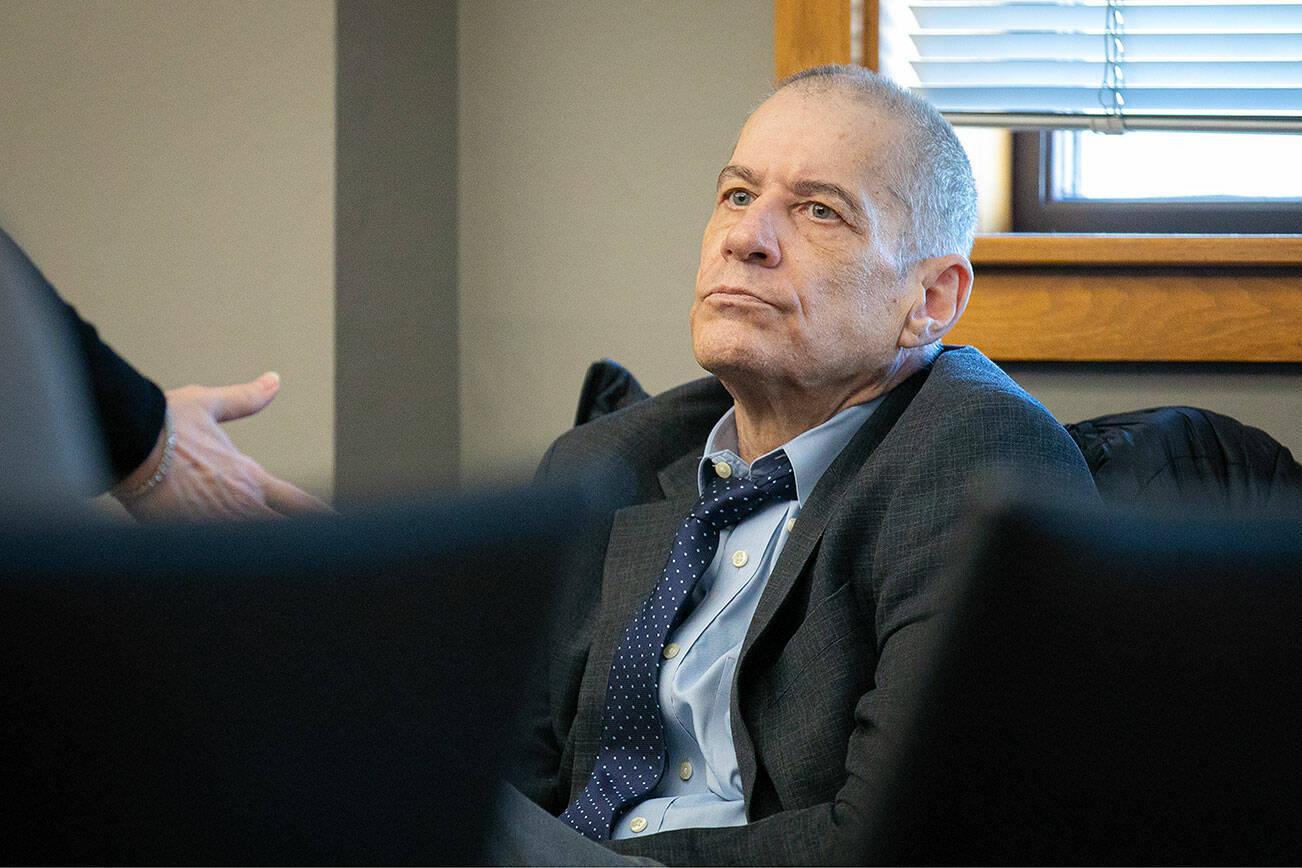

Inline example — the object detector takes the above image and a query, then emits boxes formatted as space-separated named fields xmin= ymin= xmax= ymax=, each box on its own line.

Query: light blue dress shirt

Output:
xmin=610 ymin=397 xmax=881 ymax=840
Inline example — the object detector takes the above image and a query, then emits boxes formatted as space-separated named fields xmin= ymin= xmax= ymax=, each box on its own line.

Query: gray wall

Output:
xmin=1006 ymin=363 xmax=1302 ymax=453
xmin=458 ymin=0 xmax=776 ymax=482
xmin=336 ymin=0 xmax=460 ymax=501
xmin=0 ymin=0 xmax=336 ymax=499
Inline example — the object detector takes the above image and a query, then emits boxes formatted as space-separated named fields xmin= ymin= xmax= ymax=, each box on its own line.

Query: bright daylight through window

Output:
xmin=1054 ymin=130 xmax=1302 ymax=201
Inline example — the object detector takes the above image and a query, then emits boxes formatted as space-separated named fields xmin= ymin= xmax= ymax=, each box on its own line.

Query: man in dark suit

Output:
xmin=495 ymin=65 xmax=1096 ymax=865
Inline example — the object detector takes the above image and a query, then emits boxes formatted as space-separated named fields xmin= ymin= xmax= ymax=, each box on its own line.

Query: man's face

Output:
xmin=691 ymin=87 xmax=918 ymax=396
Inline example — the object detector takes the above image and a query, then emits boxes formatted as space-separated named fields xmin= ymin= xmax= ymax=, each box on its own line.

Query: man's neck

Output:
xmin=731 ymin=392 xmax=875 ymax=464
xmin=724 ymin=346 xmax=936 ymax=463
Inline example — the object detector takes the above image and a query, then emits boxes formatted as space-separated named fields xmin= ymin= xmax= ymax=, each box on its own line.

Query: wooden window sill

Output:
xmin=972 ymin=234 xmax=1302 ymax=267
xmin=948 ymin=234 xmax=1302 ymax=363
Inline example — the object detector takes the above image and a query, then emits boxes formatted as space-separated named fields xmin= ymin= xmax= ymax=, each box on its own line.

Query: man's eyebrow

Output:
xmin=716 ymin=164 xmax=761 ymax=189
xmin=791 ymin=179 xmax=868 ymax=225
xmin=715 ymin=166 xmax=871 ymax=228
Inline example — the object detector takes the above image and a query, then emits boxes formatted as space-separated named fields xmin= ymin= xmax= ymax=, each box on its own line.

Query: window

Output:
xmin=1013 ymin=129 xmax=1302 ymax=232
xmin=876 ymin=0 xmax=1302 ymax=232
xmin=879 ymin=0 xmax=1302 ymax=130
xmin=1055 ymin=131 xmax=1302 ymax=200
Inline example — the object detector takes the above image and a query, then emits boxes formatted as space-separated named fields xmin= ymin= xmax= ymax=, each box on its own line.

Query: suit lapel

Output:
xmin=732 ymin=365 xmax=931 ymax=801
xmin=597 ymin=451 xmax=699 ymax=651
xmin=742 ymin=368 xmax=929 ymax=658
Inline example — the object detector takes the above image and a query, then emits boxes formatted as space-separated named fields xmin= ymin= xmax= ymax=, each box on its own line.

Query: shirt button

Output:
xmin=663 ymin=643 xmax=680 ymax=659
xmin=786 ymin=517 xmax=797 ymax=532
xmin=629 ymin=816 xmax=648 ymax=834
xmin=679 ymin=761 xmax=693 ymax=781
xmin=731 ymin=550 xmax=748 ymax=568
xmin=713 ymin=461 xmax=732 ymax=479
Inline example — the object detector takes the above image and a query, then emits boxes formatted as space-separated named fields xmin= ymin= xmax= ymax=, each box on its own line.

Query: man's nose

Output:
xmin=722 ymin=204 xmax=782 ymax=266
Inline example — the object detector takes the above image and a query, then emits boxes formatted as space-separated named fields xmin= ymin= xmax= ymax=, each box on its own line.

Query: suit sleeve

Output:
xmin=606 ymin=388 xmax=1099 ymax=865
xmin=59 ymin=295 xmax=167 ymax=486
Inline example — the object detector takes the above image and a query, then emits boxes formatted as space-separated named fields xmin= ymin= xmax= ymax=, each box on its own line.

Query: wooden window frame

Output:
xmin=773 ymin=0 xmax=1302 ymax=362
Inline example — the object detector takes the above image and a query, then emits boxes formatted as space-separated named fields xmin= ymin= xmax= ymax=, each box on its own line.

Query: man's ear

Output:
xmin=898 ymin=254 xmax=974 ymax=348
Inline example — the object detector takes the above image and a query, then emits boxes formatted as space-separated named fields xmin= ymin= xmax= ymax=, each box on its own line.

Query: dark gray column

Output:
xmin=336 ymin=0 xmax=459 ymax=501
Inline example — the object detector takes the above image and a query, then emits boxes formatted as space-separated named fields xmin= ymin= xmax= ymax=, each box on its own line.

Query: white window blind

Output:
xmin=877 ymin=0 xmax=1302 ymax=131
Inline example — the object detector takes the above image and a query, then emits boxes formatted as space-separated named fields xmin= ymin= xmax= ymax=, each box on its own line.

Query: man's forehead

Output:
xmin=727 ymin=90 xmax=899 ymax=192
xmin=748 ymin=84 xmax=886 ymax=131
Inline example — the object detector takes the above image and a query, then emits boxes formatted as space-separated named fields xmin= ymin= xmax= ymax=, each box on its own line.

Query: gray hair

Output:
xmin=777 ymin=64 xmax=978 ymax=270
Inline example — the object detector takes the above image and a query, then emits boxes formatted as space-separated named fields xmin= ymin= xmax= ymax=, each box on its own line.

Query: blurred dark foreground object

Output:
xmin=863 ymin=492 xmax=1302 ymax=865
xmin=0 ymin=486 xmax=587 ymax=865
xmin=0 ymin=227 xmax=107 ymax=516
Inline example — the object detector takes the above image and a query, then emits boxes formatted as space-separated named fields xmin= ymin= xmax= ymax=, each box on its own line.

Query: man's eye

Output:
xmin=808 ymin=202 xmax=836 ymax=220
xmin=727 ymin=189 xmax=753 ymax=207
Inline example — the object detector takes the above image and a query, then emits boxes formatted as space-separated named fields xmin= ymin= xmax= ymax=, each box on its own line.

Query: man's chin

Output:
xmin=693 ymin=340 xmax=771 ymax=384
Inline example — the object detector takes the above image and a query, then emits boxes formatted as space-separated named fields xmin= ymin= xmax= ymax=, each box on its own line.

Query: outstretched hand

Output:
xmin=112 ymin=372 xmax=331 ymax=521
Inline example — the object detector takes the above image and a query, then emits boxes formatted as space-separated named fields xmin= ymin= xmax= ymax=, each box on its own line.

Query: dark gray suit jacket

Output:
xmin=514 ymin=346 xmax=1098 ymax=865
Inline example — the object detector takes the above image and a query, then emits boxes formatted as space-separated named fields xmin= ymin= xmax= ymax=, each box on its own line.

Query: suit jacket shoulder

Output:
xmin=843 ymin=345 xmax=1098 ymax=638
xmin=897 ymin=345 xmax=1095 ymax=494
xmin=536 ymin=374 xmax=731 ymax=511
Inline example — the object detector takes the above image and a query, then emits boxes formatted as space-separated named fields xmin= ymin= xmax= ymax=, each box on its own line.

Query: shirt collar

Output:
xmin=697 ymin=397 xmax=883 ymax=504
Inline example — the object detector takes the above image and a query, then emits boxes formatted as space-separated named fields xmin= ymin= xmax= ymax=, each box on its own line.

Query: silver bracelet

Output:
xmin=118 ymin=409 xmax=176 ymax=500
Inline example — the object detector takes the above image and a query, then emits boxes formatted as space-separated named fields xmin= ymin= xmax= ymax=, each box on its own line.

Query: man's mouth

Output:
xmin=706 ymin=286 xmax=775 ymax=307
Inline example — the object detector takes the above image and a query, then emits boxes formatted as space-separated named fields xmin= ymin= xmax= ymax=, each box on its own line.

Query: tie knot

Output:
xmin=693 ymin=450 xmax=796 ymax=529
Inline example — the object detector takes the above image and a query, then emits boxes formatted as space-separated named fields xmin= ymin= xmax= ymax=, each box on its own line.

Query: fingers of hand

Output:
xmin=184 ymin=454 xmax=300 ymax=521
xmin=262 ymin=474 xmax=333 ymax=517
xmin=208 ymin=371 xmax=281 ymax=423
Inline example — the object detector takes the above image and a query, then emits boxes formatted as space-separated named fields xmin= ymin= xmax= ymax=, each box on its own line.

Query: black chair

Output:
xmin=1065 ymin=405 xmax=1302 ymax=512
xmin=573 ymin=358 xmax=650 ymax=426
xmin=572 ymin=361 xmax=1302 ymax=862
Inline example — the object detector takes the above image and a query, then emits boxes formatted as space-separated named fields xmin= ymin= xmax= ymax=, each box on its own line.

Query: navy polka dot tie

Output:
xmin=559 ymin=450 xmax=796 ymax=840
